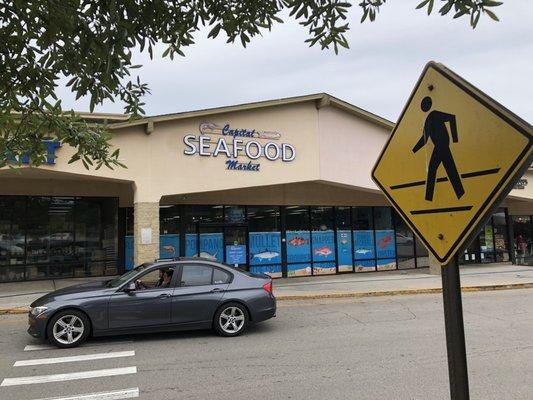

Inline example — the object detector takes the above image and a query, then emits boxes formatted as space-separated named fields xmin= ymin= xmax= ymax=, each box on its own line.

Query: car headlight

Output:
xmin=30 ymin=306 xmax=48 ymax=317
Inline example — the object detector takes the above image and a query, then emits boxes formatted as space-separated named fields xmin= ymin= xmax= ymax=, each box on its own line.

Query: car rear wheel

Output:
xmin=47 ymin=309 xmax=90 ymax=348
xmin=214 ymin=303 xmax=248 ymax=337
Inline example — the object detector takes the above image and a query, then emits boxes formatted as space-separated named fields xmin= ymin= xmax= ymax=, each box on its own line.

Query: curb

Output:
xmin=275 ymin=282 xmax=533 ymax=301
xmin=1 ymin=283 xmax=532 ymax=314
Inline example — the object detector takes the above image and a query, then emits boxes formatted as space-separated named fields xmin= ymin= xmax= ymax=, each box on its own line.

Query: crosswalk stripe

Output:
xmin=24 ymin=340 xmax=133 ymax=351
xmin=30 ymin=387 xmax=140 ymax=400
xmin=14 ymin=350 xmax=135 ymax=367
xmin=0 ymin=366 xmax=137 ymax=387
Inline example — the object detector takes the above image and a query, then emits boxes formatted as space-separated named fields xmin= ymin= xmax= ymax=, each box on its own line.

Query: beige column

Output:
xmin=133 ymin=202 xmax=160 ymax=266
xmin=428 ymin=253 xmax=442 ymax=275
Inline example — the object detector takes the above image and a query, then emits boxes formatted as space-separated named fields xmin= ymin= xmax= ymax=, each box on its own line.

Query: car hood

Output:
xmin=31 ymin=281 xmax=110 ymax=307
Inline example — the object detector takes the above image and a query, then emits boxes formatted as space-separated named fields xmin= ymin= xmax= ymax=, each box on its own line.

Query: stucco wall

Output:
xmin=317 ymin=106 xmax=391 ymax=191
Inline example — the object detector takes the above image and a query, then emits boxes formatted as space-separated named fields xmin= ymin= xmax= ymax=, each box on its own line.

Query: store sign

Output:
xmin=6 ymin=140 xmax=61 ymax=165
xmin=183 ymin=122 xmax=296 ymax=172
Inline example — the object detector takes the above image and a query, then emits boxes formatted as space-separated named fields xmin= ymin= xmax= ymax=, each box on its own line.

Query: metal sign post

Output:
xmin=441 ymin=255 xmax=469 ymax=400
xmin=371 ymin=61 xmax=533 ymax=399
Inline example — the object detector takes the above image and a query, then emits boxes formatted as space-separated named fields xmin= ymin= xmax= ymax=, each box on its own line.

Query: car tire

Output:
xmin=214 ymin=302 xmax=249 ymax=337
xmin=47 ymin=309 xmax=90 ymax=348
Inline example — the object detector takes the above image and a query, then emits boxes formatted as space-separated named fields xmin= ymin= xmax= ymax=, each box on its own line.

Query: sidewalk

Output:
xmin=1 ymin=263 xmax=532 ymax=313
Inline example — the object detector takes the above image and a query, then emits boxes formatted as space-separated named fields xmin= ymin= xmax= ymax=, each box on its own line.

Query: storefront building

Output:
xmin=1 ymin=94 xmax=532 ymax=282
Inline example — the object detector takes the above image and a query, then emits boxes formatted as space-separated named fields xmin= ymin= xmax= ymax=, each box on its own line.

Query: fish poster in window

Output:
xmin=355 ymin=259 xmax=376 ymax=272
xmin=336 ymin=230 xmax=353 ymax=272
xmin=185 ymin=234 xmax=198 ymax=257
xmin=311 ymin=230 xmax=335 ymax=262
xmin=199 ymin=233 xmax=224 ymax=262
xmin=286 ymin=231 xmax=311 ymax=263
xmin=250 ymin=264 xmax=282 ymax=279
xmin=249 ymin=232 xmax=282 ymax=266
xmin=159 ymin=234 xmax=179 ymax=259
xmin=313 ymin=262 xmax=336 ymax=275
xmin=377 ymin=258 xmax=396 ymax=271
xmin=287 ymin=263 xmax=312 ymax=277
xmin=354 ymin=230 xmax=375 ymax=260
xmin=125 ymin=236 xmax=134 ymax=270
xmin=375 ymin=230 xmax=396 ymax=259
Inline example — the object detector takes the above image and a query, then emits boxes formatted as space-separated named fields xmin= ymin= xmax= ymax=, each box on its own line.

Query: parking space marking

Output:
xmin=0 ymin=366 xmax=137 ymax=386
xmin=31 ymin=387 xmax=140 ymax=400
xmin=14 ymin=350 xmax=135 ymax=367
xmin=24 ymin=340 xmax=134 ymax=351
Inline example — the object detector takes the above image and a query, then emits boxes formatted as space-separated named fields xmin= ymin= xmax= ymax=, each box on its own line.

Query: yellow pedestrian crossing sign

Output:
xmin=372 ymin=62 xmax=533 ymax=264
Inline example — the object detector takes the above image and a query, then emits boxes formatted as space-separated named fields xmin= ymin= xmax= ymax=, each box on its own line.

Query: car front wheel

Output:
xmin=47 ymin=309 xmax=90 ymax=348
xmin=214 ymin=303 xmax=248 ymax=337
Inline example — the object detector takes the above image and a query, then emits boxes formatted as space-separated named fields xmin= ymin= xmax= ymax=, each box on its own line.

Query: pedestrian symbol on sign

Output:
xmin=413 ymin=96 xmax=465 ymax=202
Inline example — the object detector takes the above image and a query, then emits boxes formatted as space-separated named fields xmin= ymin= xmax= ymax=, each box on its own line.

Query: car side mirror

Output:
xmin=123 ymin=281 xmax=136 ymax=293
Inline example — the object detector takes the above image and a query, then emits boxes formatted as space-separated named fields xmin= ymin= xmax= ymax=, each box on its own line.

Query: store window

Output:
xmin=159 ymin=205 xmax=180 ymax=259
xmin=285 ymin=206 xmax=311 ymax=277
xmin=415 ymin=238 xmax=429 ymax=268
xmin=248 ymin=206 xmax=282 ymax=278
xmin=394 ymin=211 xmax=416 ymax=269
xmin=0 ymin=196 xmax=26 ymax=281
xmin=0 ymin=196 xmax=118 ymax=282
xmin=374 ymin=207 xmax=397 ymax=271
xmin=512 ymin=215 xmax=532 ymax=265
xmin=225 ymin=205 xmax=246 ymax=224
xmin=311 ymin=206 xmax=335 ymax=275
xmin=492 ymin=210 xmax=509 ymax=262
xmin=353 ymin=207 xmax=376 ymax=272
xmin=335 ymin=207 xmax=353 ymax=273
xmin=184 ymin=205 xmax=223 ymax=259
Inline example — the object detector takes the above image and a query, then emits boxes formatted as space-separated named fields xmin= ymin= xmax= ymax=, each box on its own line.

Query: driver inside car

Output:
xmin=136 ymin=268 xmax=171 ymax=290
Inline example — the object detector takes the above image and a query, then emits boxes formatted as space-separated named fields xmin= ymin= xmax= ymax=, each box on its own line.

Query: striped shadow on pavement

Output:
xmin=24 ymin=340 xmax=134 ymax=352
xmin=14 ymin=350 xmax=135 ymax=367
xmin=0 ymin=366 xmax=137 ymax=387
xmin=31 ymin=387 xmax=139 ymax=400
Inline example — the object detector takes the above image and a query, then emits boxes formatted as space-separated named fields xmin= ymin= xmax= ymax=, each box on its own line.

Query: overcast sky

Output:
xmin=58 ymin=2 xmax=533 ymax=123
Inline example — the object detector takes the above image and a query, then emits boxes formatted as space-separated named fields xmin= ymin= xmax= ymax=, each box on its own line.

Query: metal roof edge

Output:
xmin=108 ymin=93 xmax=394 ymax=131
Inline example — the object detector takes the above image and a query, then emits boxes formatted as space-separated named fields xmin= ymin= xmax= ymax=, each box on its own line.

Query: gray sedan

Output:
xmin=28 ymin=258 xmax=276 ymax=348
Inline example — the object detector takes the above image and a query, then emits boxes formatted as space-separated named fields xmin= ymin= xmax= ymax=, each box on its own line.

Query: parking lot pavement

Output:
xmin=0 ymin=289 xmax=532 ymax=399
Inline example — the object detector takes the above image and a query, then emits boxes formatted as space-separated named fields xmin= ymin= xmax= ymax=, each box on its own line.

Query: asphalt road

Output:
xmin=0 ymin=289 xmax=531 ymax=400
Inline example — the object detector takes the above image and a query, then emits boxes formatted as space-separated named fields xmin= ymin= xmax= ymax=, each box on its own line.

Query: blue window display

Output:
xmin=250 ymin=265 xmax=282 ymax=278
xmin=313 ymin=261 xmax=336 ymax=275
xmin=185 ymin=233 xmax=223 ymax=262
xmin=336 ymin=230 xmax=353 ymax=272
xmin=375 ymin=230 xmax=396 ymax=259
xmin=311 ymin=230 xmax=335 ymax=263
xmin=199 ymin=233 xmax=224 ymax=262
xmin=249 ymin=232 xmax=282 ymax=265
xmin=377 ymin=258 xmax=396 ymax=271
xmin=286 ymin=231 xmax=311 ymax=263
xmin=159 ymin=234 xmax=179 ymax=259
xmin=185 ymin=233 xmax=198 ymax=257
xmin=287 ymin=263 xmax=311 ymax=277
xmin=355 ymin=259 xmax=376 ymax=272
xmin=125 ymin=235 xmax=134 ymax=270
xmin=354 ymin=230 xmax=375 ymax=260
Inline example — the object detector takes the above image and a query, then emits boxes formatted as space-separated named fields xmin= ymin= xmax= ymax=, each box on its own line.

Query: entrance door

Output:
xmin=224 ymin=226 xmax=248 ymax=269
xmin=461 ymin=236 xmax=480 ymax=264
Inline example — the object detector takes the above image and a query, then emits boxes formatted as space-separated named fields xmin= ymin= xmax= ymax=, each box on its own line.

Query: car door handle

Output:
xmin=211 ymin=288 xmax=225 ymax=293
xmin=158 ymin=293 xmax=171 ymax=299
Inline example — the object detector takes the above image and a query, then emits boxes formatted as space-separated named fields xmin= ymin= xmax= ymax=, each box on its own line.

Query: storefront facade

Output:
xmin=1 ymin=94 xmax=532 ymax=282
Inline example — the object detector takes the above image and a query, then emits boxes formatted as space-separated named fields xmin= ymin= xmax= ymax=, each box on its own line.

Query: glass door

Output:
xmin=224 ymin=226 xmax=248 ymax=269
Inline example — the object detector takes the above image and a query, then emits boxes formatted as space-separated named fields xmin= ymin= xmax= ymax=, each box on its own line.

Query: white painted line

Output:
xmin=24 ymin=340 xmax=133 ymax=351
xmin=14 ymin=350 xmax=135 ymax=367
xmin=0 ymin=366 xmax=137 ymax=387
xmin=32 ymin=387 xmax=139 ymax=400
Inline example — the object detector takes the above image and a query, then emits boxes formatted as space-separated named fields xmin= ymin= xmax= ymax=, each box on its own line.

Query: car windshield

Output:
xmin=106 ymin=263 xmax=152 ymax=288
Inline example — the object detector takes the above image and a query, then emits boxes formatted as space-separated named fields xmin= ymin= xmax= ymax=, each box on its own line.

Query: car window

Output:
xmin=180 ymin=265 xmax=213 ymax=287
xmin=213 ymin=268 xmax=231 ymax=284
xmin=136 ymin=267 xmax=175 ymax=290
